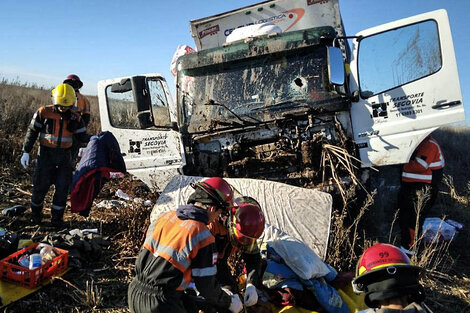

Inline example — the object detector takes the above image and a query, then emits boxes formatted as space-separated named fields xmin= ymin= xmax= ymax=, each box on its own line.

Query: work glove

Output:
xmin=244 ymin=283 xmax=258 ymax=307
xmin=222 ymin=288 xmax=243 ymax=313
xmin=228 ymin=294 xmax=243 ymax=313
xmin=20 ymin=152 xmax=30 ymax=169
xmin=78 ymin=148 xmax=86 ymax=158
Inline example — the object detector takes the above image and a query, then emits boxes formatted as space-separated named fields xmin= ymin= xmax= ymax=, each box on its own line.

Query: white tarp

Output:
xmin=150 ymin=175 xmax=332 ymax=259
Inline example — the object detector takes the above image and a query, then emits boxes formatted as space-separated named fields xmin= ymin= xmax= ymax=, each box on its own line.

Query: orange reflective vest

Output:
xmin=30 ymin=105 xmax=86 ymax=149
xmin=402 ymin=136 xmax=445 ymax=183
xmin=143 ymin=211 xmax=215 ymax=291
xmin=76 ymin=92 xmax=90 ymax=116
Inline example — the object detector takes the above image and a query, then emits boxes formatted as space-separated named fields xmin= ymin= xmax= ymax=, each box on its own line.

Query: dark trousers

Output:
xmin=128 ymin=279 xmax=225 ymax=313
xmin=397 ymin=181 xmax=439 ymax=248
xmin=31 ymin=146 xmax=73 ymax=212
xmin=128 ymin=278 xmax=187 ymax=313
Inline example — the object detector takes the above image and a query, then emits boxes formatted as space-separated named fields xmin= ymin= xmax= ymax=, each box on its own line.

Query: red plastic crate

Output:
xmin=0 ymin=242 xmax=68 ymax=288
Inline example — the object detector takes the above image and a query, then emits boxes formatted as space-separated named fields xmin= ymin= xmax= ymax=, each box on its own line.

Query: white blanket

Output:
xmin=150 ymin=175 xmax=332 ymax=259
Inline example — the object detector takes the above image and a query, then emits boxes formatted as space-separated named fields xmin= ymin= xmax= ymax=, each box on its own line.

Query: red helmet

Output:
xmin=231 ymin=202 xmax=265 ymax=247
xmin=63 ymin=74 xmax=83 ymax=90
xmin=191 ymin=177 xmax=234 ymax=211
xmin=352 ymin=243 xmax=421 ymax=293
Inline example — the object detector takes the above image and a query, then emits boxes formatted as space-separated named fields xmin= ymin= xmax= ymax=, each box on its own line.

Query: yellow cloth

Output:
xmin=0 ymin=268 xmax=70 ymax=308
xmin=338 ymin=284 xmax=368 ymax=312
xmin=271 ymin=303 xmax=319 ymax=313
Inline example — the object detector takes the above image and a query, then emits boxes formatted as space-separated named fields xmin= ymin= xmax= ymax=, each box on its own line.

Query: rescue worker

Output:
xmin=20 ymin=83 xmax=92 ymax=227
xmin=63 ymin=74 xmax=91 ymax=165
xmin=205 ymin=189 xmax=265 ymax=308
xmin=128 ymin=177 xmax=243 ymax=313
xmin=352 ymin=243 xmax=429 ymax=313
xmin=397 ymin=135 xmax=445 ymax=250
xmin=63 ymin=74 xmax=91 ymax=126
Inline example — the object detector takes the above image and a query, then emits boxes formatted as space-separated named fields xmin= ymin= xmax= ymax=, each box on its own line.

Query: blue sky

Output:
xmin=1 ymin=0 xmax=469 ymax=122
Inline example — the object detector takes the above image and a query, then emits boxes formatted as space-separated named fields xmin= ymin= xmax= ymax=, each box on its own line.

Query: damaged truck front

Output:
xmin=177 ymin=26 xmax=352 ymax=188
xmin=97 ymin=0 xmax=464 ymax=192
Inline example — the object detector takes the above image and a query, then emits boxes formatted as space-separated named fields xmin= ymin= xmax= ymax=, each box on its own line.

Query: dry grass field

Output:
xmin=0 ymin=80 xmax=469 ymax=312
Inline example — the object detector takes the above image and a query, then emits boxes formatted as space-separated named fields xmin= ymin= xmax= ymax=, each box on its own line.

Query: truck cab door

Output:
xmin=349 ymin=10 xmax=464 ymax=167
xmin=97 ymin=74 xmax=185 ymax=190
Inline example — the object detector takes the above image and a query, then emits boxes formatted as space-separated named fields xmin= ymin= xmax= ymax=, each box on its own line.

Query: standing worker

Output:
xmin=352 ymin=243 xmax=429 ymax=313
xmin=63 ymin=74 xmax=91 ymax=165
xmin=63 ymin=74 xmax=91 ymax=126
xmin=397 ymin=134 xmax=445 ymax=251
xmin=20 ymin=83 xmax=92 ymax=227
xmin=128 ymin=177 xmax=243 ymax=313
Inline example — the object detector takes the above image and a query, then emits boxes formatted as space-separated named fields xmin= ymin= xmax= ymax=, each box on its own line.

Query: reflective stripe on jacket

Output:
xmin=143 ymin=210 xmax=215 ymax=291
xmin=24 ymin=105 xmax=86 ymax=150
xmin=402 ymin=136 xmax=444 ymax=183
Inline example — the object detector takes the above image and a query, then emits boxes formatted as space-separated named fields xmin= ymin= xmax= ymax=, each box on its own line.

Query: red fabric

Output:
xmin=70 ymin=167 xmax=112 ymax=213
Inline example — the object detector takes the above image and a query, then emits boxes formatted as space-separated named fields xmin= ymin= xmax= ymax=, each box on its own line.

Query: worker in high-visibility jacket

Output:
xmin=128 ymin=177 xmax=243 ymax=313
xmin=63 ymin=74 xmax=91 ymax=166
xmin=397 ymin=135 xmax=445 ymax=250
xmin=208 ymin=195 xmax=265 ymax=308
xmin=20 ymin=83 xmax=92 ymax=227
xmin=63 ymin=74 xmax=91 ymax=126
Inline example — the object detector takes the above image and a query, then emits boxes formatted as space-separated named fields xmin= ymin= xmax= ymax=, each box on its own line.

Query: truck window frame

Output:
xmin=356 ymin=18 xmax=443 ymax=99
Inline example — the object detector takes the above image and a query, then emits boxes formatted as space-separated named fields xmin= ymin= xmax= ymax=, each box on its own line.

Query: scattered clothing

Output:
xmin=261 ymin=237 xmax=349 ymax=313
xmin=70 ymin=131 xmax=126 ymax=217
xmin=41 ymin=229 xmax=110 ymax=268
xmin=2 ymin=205 xmax=27 ymax=217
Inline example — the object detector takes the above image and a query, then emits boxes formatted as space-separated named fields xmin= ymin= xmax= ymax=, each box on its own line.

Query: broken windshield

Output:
xmin=178 ymin=47 xmax=328 ymax=133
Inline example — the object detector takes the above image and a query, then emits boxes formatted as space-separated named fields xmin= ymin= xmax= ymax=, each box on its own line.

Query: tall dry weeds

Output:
xmin=326 ymin=187 xmax=375 ymax=271
xmin=0 ymin=78 xmax=100 ymax=165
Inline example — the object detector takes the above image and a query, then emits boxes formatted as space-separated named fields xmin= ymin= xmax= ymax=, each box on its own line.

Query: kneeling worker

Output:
xmin=128 ymin=177 xmax=243 ymax=313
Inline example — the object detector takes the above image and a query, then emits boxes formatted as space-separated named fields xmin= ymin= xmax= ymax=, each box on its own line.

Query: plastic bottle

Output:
xmin=115 ymin=189 xmax=130 ymax=200
xmin=29 ymin=253 xmax=42 ymax=269
xmin=18 ymin=255 xmax=30 ymax=268
xmin=40 ymin=246 xmax=57 ymax=264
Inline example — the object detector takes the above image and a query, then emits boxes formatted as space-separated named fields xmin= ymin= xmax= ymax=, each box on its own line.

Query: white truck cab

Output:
xmin=97 ymin=1 xmax=464 ymax=191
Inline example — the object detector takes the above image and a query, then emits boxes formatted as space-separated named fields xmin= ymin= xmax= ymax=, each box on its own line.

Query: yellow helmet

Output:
xmin=51 ymin=83 xmax=76 ymax=107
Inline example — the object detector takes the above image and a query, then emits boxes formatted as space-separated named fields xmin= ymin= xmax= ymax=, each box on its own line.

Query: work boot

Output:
xmin=51 ymin=209 xmax=65 ymax=229
xmin=30 ymin=206 xmax=42 ymax=225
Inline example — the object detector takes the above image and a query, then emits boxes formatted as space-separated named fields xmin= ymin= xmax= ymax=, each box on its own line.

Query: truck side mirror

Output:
xmin=327 ymin=46 xmax=345 ymax=86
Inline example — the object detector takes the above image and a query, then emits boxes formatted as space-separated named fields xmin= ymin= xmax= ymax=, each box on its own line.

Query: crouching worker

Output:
xmin=128 ymin=177 xmax=243 ymax=313
xmin=352 ymin=243 xmax=430 ymax=313
xmin=20 ymin=83 xmax=91 ymax=227
xmin=199 ymin=179 xmax=265 ymax=308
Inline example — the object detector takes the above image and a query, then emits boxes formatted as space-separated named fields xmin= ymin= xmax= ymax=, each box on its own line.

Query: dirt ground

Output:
xmin=1 ymin=153 xmax=470 ymax=312
xmin=0 ymin=164 xmax=154 ymax=312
